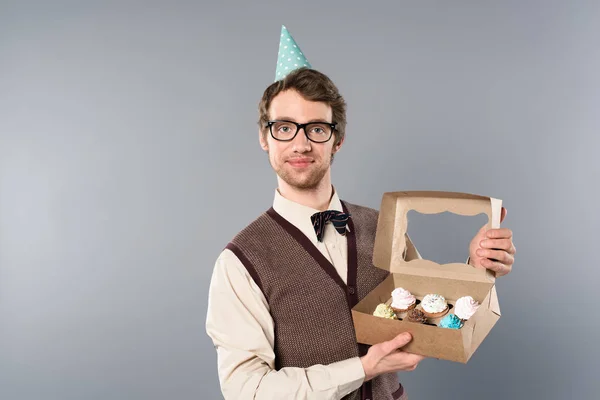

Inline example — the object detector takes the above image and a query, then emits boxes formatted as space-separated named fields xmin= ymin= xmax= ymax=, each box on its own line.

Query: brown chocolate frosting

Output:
xmin=407 ymin=309 xmax=428 ymax=324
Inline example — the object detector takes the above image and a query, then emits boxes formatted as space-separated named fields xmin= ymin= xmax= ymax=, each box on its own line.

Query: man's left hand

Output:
xmin=468 ymin=207 xmax=516 ymax=277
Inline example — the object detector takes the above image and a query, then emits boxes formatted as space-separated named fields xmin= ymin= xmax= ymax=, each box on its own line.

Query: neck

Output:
xmin=277 ymin=171 xmax=334 ymax=211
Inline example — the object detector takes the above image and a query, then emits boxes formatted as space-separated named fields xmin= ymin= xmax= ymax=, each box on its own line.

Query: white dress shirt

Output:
xmin=206 ymin=188 xmax=423 ymax=399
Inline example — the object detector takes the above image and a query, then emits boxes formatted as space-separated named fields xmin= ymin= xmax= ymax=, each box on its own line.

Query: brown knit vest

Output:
xmin=226 ymin=201 xmax=404 ymax=400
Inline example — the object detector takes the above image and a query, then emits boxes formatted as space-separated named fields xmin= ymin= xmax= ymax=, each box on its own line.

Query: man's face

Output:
xmin=259 ymin=89 xmax=342 ymax=190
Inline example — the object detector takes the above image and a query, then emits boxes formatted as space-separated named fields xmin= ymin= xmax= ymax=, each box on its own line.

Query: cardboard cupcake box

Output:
xmin=351 ymin=191 xmax=502 ymax=363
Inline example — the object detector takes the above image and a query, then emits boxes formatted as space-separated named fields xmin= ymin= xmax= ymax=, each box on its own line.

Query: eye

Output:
xmin=273 ymin=122 xmax=295 ymax=134
xmin=309 ymin=124 xmax=328 ymax=135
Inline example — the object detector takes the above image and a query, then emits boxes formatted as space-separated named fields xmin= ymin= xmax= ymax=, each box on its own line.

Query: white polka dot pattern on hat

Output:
xmin=275 ymin=25 xmax=312 ymax=81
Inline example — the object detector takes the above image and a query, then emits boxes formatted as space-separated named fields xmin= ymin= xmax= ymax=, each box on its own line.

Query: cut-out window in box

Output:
xmin=406 ymin=210 xmax=489 ymax=265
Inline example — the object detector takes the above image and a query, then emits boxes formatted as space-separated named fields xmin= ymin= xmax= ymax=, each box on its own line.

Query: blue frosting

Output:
xmin=439 ymin=314 xmax=463 ymax=329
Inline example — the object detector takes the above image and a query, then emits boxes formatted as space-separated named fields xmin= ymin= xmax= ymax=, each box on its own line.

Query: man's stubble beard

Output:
xmin=268 ymin=151 xmax=335 ymax=190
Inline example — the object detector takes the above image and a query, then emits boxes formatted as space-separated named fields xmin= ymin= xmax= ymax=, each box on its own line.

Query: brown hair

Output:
xmin=258 ymin=67 xmax=347 ymax=148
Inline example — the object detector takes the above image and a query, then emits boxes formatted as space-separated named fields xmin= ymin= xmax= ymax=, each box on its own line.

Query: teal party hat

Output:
xmin=275 ymin=25 xmax=312 ymax=81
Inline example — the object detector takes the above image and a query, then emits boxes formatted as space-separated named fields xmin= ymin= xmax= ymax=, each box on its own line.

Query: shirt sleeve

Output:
xmin=206 ymin=249 xmax=366 ymax=400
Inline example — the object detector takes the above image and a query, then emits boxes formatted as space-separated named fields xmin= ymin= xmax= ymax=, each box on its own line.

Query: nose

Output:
xmin=291 ymin=127 xmax=311 ymax=152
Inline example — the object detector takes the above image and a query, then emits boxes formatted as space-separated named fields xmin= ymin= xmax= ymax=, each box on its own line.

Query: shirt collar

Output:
xmin=272 ymin=186 xmax=348 ymax=242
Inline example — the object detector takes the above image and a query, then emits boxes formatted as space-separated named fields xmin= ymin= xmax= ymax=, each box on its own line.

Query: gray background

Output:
xmin=1 ymin=0 xmax=598 ymax=399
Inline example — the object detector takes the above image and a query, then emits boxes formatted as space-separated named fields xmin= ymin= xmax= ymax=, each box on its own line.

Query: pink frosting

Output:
xmin=390 ymin=287 xmax=416 ymax=310
xmin=454 ymin=296 xmax=480 ymax=320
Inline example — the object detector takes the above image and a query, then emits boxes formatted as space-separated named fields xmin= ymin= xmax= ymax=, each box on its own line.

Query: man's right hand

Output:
xmin=359 ymin=332 xmax=425 ymax=382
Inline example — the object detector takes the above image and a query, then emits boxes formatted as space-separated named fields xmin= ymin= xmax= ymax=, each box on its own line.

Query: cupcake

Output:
xmin=406 ymin=309 xmax=428 ymax=324
xmin=454 ymin=296 xmax=480 ymax=321
xmin=420 ymin=294 xmax=449 ymax=318
xmin=372 ymin=303 xmax=397 ymax=319
xmin=390 ymin=287 xmax=416 ymax=313
xmin=439 ymin=313 xmax=463 ymax=329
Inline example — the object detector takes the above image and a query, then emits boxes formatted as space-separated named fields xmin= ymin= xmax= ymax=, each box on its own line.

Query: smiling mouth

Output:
xmin=287 ymin=159 xmax=313 ymax=167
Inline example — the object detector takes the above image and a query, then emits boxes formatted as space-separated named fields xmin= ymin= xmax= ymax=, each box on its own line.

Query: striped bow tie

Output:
xmin=310 ymin=210 xmax=351 ymax=242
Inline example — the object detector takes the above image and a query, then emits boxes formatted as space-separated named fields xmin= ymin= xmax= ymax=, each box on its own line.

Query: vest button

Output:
xmin=348 ymin=286 xmax=356 ymax=295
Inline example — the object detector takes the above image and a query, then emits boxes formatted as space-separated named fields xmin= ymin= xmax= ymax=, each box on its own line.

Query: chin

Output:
xmin=290 ymin=181 xmax=320 ymax=190
xmin=272 ymin=159 xmax=329 ymax=189
xmin=281 ymin=172 xmax=327 ymax=190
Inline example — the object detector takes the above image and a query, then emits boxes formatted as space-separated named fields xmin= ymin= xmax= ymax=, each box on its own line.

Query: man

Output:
xmin=206 ymin=26 xmax=515 ymax=400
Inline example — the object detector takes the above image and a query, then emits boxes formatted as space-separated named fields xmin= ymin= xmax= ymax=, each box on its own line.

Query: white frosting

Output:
xmin=454 ymin=296 xmax=480 ymax=320
xmin=421 ymin=294 xmax=447 ymax=313
xmin=390 ymin=287 xmax=416 ymax=310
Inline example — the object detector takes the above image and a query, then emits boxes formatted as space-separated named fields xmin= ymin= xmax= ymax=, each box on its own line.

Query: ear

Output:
xmin=332 ymin=135 xmax=345 ymax=153
xmin=259 ymin=130 xmax=268 ymax=151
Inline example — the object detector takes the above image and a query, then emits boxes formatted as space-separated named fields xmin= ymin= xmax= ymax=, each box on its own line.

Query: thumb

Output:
xmin=382 ymin=332 xmax=412 ymax=354
xmin=479 ymin=207 xmax=508 ymax=233
xmin=476 ymin=222 xmax=488 ymax=237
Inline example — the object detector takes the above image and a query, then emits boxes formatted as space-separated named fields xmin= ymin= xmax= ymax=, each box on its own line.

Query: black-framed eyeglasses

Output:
xmin=265 ymin=120 xmax=337 ymax=143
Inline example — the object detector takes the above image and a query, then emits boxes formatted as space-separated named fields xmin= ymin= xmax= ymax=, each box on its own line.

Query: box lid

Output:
xmin=373 ymin=191 xmax=502 ymax=283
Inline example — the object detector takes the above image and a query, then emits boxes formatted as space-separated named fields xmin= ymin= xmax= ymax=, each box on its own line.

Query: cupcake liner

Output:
xmin=421 ymin=306 xmax=449 ymax=319
xmin=391 ymin=302 xmax=416 ymax=314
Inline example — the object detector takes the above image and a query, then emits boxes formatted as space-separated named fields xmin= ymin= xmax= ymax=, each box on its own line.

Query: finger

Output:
xmin=477 ymin=249 xmax=514 ymax=265
xmin=481 ymin=258 xmax=506 ymax=273
xmin=404 ymin=353 xmax=426 ymax=363
xmin=486 ymin=228 xmax=512 ymax=239
xmin=477 ymin=223 xmax=488 ymax=234
xmin=387 ymin=351 xmax=425 ymax=366
xmin=489 ymin=252 xmax=514 ymax=267
xmin=500 ymin=207 xmax=507 ymax=223
xmin=481 ymin=258 xmax=511 ymax=276
xmin=382 ymin=332 xmax=412 ymax=353
xmin=480 ymin=238 xmax=512 ymax=251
